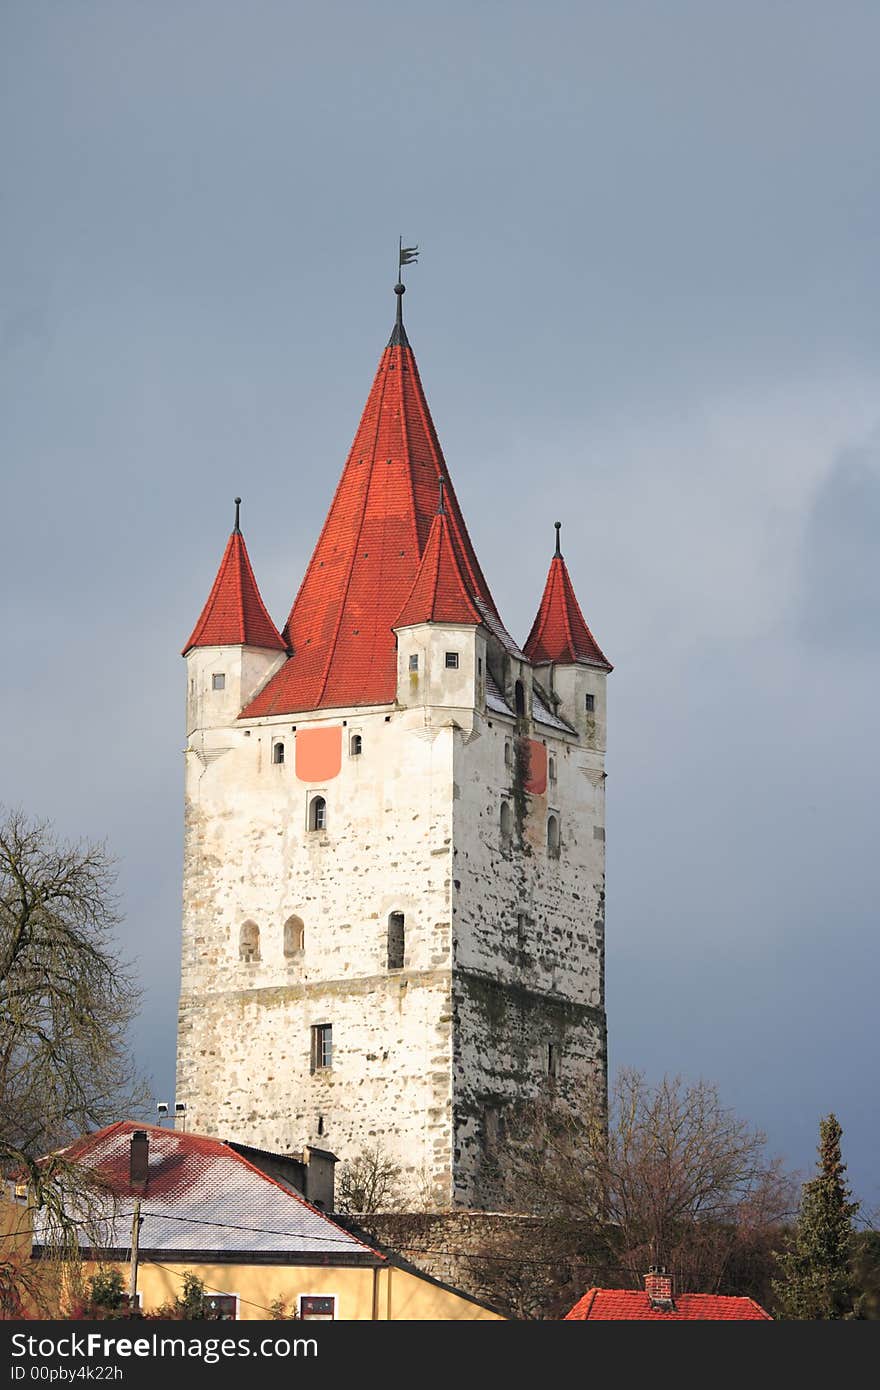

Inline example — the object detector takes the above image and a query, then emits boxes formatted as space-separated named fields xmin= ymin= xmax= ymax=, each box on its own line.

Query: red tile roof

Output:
xmin=183 ymin=527 xmax=285 ymax=656
xmin=241 ymin=306 xmax=512 ymax=717
xmin=395 ymin=507 xmax=482 ymax=628
xmin=524 ymin=552 xmax=611 ymax=670
xmin=565 ymin=1288 xmax=771 ymax=1320
xmin=41 ymin=1121 xmax=380 ymax=1261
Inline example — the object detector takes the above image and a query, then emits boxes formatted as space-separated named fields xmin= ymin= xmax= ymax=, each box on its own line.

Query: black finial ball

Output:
xmin=394 ymin=282 xmax=405 ymax=295
xmin=235 ymin=496 xmax=242 ymax=505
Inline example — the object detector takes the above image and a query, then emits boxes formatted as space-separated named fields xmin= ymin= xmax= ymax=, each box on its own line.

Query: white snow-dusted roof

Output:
xmin=474 ymin=596 xmax=525 ymax=660
xmin=486 ymin=671 xmax=515 ymax=717
xmin=34 ymin=1122 xmax=378 ymax=1261
xmin=532 ymin=690 xmax=576 ymax=734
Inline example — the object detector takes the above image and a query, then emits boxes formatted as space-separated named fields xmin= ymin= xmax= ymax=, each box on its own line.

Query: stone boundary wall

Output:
xmin=335 ymin=1210 xmax=606 ymax=1320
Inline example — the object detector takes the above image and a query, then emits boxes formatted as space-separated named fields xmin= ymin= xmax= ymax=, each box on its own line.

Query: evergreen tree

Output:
xmin=772 ymin=1114 xmax=859 ymax=1319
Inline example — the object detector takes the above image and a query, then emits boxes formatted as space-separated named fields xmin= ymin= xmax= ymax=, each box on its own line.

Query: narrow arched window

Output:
xmin=239 ymin=920 xmax=260 ymax=963
xmin=514 ymin=680 xmax=526 ymax=717
xmin=547 ymin=815 xmax=560 ymax=856
xmin=387 ymin=912 xmax=405 ymax=970
xmin=350 ymin=733 xmax=362 ymax=756
xmin=273 ymin=742 xmax=285 ymax=764
xmin=504 ymin=741 xmax=512 ymax=768
xmin=283 ymin=915 xmax=305 ymax=957
xmin=500 ymin=801 xmax=512 ymax=841
xmin=548 ymin=755 xmax=557 ymax=782
xmin=309 ymin=796 xmax=326 ymax=832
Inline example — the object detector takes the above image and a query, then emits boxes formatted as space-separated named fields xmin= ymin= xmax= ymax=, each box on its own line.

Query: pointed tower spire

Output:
xmin=395 ymin=506 xmax=482 ymax=629
xmin=182 ymin=501 xmax=285 ymax=655
xmin=241 ymin=283 xmax=520 ymax=718
xmin=524 ymin=529 xmax=612 ymax=669
xmin=388 ymin=282 xmax=409 ymax=348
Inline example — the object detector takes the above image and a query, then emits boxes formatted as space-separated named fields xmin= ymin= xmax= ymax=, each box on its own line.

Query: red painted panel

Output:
xmin=525 ymin=739 xmax=547 ymax=795
xmin=295 ymin=726 xmax=342 ymax=782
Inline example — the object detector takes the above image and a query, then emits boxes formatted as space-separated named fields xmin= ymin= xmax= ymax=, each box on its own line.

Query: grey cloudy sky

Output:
xmin=2 ymin=2 xmax=878 ymax=1205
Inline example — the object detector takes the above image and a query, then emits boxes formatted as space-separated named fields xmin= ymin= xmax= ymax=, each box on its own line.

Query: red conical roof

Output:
xmin=395 ymin=505 xmax=483 ymax=629
xmin=524 ymin=543 xmax=612 ymax=670
xmin=242 ymin=295 xmax=510 ymax=717
xmin=183 ymin=519 xmax=285 ymax=656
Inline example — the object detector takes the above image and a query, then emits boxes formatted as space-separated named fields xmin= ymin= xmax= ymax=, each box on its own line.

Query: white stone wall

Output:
xmin=177 ymin=685 xmax=457 ymax=1206
xmin=176 ymin=644 xmax=607 ymax=1209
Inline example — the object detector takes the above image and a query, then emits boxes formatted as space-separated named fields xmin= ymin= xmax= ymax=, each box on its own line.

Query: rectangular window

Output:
xmin=387 ymin=912 xmax=405 ymax=970
xmin=212 ymin=673 xmax=226 ymax=691
xmin=445 ymin=651 xmax=459 ymax=669
xmin=203 ymin=1293 xmax=238 ymax=1319
xmin=547 ymin=1043 xmax=560 ymax=1079
xmin=409 ymin=653 xmax=419 ymax=671
xmin=584 ymin=692 xmax=595 ymax=712
xmin=311 ymin=1023 xmax=332 ymax=1071
xmin=299 ymin=1295 xmax=336 ymax=1320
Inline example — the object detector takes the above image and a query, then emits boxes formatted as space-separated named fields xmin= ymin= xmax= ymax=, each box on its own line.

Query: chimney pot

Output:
xmin=130 ymin=1130 xmax=149 ymax=1194
xmin=644 ymin=1266 xmax=674 ymax=1307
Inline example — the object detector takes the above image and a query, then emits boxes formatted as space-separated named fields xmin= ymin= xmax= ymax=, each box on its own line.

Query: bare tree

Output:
xmin=0 ymin=807 xmax=149 ymax=1311
xmin=335 ymin=1141 xmax=403 ymax=1214
xmin=498 ymin=1067 xmax=793 ymax=1296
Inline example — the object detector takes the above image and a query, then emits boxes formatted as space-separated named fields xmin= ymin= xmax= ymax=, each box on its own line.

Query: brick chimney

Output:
xmin=129 ymin=1130 xmax=149 ymax=1194
xmin=645 ymin=1266 xmax=674 ymax=1308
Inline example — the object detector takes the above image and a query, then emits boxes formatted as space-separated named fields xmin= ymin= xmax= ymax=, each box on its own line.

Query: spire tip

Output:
xmin=234 ymin=497 xmax=242 ymax=534
xmin=554 ymin=520 xmax=562 ymax=557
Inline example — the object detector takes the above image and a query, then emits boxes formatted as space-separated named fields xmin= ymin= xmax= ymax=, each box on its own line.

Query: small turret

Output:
xmin=393 ymin=480 xmax=486 ymax=712
xmin=524 ymin=522 xmax=612 ymax=747
xmin=182 ymin=498 xmax=286 ymax=733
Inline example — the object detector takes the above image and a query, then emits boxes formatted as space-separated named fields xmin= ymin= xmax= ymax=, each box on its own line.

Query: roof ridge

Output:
xmin=396 ymin=348 xmax=421 ymax=561
xmin=311 ymin=359 xmax=392 ymax=708
xmin=217 ymin=1140 xmax=384 ymax=1259
xmin=404 ymin=352 xmax=494 ymax=611
xmin=556 ymin=558 xmax=577 ymax=659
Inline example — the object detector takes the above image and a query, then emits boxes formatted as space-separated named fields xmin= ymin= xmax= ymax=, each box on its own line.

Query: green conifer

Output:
xmin=773 ymin=1114 xmax=859 ymax=1319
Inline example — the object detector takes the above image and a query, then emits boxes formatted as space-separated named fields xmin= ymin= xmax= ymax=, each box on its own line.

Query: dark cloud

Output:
xmin=798 ymin=437 xmax=880 ymax=650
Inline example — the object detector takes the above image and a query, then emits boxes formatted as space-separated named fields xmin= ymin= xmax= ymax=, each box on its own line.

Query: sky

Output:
xmin=2 ymin=1 xmax=878 ymax=1209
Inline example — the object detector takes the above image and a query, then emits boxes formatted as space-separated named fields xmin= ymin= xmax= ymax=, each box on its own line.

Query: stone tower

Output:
xmin=176 ymin=281 xmax=612 ymax=1208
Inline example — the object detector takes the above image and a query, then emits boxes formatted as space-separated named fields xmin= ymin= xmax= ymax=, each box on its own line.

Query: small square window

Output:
xmin=585 ymin=692 xmax=595 ymax=712
xmin=212 ymin=673 xmax=226 ymax=691
xmin=311 ymin=1023 xmax=332 ymax=1071
xmin=409 ymin=654 xmax=419 ymax=672
xmin=445 ymin=651 xmax=459 ymax=669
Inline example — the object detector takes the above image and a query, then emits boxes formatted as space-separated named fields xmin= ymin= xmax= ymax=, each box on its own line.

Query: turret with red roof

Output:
xmin=183 ymin=497 xmax=286 ymax=733
xmin=524 ymin=521 xmax=611 ymax=747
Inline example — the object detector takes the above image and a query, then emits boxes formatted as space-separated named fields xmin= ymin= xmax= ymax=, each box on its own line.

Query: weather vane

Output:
xmin=398 ymin=237 xmax=419 ymax=284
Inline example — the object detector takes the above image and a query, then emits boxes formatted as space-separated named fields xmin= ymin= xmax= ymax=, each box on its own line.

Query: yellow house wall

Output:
xmin=80 ymin=1259 xmax=502 ymax=1321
